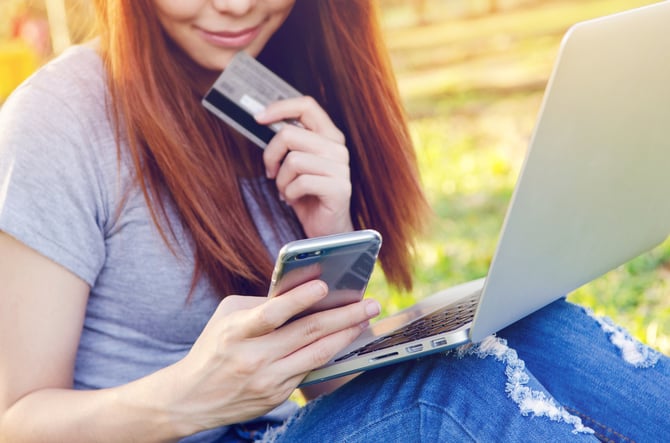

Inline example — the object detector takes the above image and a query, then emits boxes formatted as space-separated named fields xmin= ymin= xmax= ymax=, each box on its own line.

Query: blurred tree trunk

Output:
xmin=413 ymin=0 xmax=428 ymax=24
xmin=45 ymin=0 xmax=70 ymax=55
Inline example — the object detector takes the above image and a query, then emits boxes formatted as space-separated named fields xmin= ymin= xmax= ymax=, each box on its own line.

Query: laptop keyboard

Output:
xmin=335 ymin=292 xmax=480 ymax=362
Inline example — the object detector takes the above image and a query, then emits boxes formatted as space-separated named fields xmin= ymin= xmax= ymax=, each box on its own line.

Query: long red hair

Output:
xmin=94 ymin=0 xmax=431 ymax=297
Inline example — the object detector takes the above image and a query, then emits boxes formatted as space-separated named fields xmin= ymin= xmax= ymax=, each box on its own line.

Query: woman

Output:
xmin=0 ymin=1 xmax=667 ymax=442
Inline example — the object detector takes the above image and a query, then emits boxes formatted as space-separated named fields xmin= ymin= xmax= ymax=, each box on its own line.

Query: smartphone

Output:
xmin=268 ymin=230 xmax=382 ymax=318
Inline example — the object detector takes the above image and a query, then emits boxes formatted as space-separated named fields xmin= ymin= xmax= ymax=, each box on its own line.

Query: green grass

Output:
xmin=369 ymin=0 xmax=669 ymax=355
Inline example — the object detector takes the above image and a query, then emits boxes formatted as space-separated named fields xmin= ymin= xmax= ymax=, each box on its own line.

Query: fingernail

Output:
xmin=365 ymin=299 xmax=381 ymax=317
xmin=254 ymin=110 xmax=267 ymax=121
xmin=359 ymin=320 xmax=370 ymax=330
xmin=312 ymin=281 xmax=328 ymax=296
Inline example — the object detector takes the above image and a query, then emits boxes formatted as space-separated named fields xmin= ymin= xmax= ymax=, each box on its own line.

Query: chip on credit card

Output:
xmin=202 ymin=51 xmax=303 ymax=149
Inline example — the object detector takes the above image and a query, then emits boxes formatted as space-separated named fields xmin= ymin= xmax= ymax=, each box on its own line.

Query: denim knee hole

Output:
xmin=458 ymin=336 xmax=595 ymax=436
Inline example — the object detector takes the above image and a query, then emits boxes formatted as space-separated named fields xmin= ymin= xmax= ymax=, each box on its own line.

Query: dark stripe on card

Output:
xmin=203 ymin=89 xmax=275 ymax=145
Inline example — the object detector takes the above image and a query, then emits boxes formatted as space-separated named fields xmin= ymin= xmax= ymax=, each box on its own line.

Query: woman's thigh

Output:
xmin=264 ymin=329 xmax=599 ymax=442
xmin=499 ymin=298 xmax=669 ymax=442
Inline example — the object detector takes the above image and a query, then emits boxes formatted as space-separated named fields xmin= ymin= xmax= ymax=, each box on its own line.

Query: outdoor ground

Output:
xmin=370 ymin=0 xmax=669 ymax=354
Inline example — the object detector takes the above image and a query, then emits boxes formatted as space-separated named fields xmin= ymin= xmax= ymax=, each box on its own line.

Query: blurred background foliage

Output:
xmin=0 ymin=0 xmax=667 ymax=354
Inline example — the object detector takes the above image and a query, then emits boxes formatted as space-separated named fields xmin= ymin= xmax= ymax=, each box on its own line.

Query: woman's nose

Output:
xmin=211 ymin=0 xmax=257 ymax=16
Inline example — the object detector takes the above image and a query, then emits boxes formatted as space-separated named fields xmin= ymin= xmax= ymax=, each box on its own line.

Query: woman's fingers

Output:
xmin=257 ymin=95 xmax=347 ymax=180
xmin=222 ymin=282 xmax=380 ymax=370
xmin=251 ymin=327 xmax=368 ymax=390
xmin=230 ymin=280 xmax=329 ymax=338
xmin=256 ymin=94 xmax=354 ymax=236
xmin=262 ymin=124 xmax=349 ymax=180
xmin=271 ymin=323 xmax=369 ymax=389
xmin=272 ymin=298 xmax=380 ymax=353
xmin=255 ymin=96 xmax=345 ymax=144
xmin=274 ymin=151 xmax=350 ymax=202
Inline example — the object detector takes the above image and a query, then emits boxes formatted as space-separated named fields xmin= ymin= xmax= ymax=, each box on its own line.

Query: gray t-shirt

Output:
xmin=0 ymin=44 xmax=300 ymax=441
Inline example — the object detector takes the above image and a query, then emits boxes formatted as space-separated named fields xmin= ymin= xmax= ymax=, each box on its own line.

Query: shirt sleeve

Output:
xmin=0 ymin=80 xmax=107 ymax=286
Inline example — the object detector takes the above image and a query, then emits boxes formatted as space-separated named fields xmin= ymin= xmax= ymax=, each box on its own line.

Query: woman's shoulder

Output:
xmin=0 ymin=42 xmax=116 ymax=165
xmin=26 ymin=42 xmax=104 ymax=92
xmin=0 ymin=42 xmax=119 ymax=197
xmin=2 ymin=42 xmax=108 ymax=126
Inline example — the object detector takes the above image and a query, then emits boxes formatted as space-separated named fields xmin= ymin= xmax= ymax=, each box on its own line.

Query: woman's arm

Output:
xmin=0 ymin=232 xmax=183 ymax=442
xmin=0 ymin=232 xmax=380 ymax=441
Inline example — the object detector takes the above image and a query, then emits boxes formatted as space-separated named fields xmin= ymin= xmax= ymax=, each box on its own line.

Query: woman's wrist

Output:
xmin=112 ymin=362 xmax=198 ymax=441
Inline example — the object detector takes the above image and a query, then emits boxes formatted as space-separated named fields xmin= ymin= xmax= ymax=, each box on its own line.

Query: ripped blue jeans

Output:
xmin=233 ymin=299 xmax=669 ymax=442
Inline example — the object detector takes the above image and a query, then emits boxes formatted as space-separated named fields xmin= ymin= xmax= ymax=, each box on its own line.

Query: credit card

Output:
xmin=202 ymin=51 xmax=303 ymax=149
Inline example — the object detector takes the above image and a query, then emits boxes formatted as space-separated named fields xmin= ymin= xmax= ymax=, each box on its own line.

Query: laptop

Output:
xmin=301 ymin=1 xmax=670 ymax=386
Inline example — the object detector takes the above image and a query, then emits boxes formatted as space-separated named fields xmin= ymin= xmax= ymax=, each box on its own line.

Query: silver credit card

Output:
xmin=202 ymin=51 xmax=303 ymax=149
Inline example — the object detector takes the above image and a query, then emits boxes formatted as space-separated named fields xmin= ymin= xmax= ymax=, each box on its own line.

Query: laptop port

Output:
xmin=431 ymin=338 xmax=448 ymax=348
xmin=370 ymin=352 xmax=399 ymax=362
xmin=406 ymin=344 xmax=424 ymax=354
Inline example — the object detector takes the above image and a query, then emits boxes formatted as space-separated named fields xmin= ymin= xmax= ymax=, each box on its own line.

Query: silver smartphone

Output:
xmin=268 ymin=230 xmax=382 ymax=318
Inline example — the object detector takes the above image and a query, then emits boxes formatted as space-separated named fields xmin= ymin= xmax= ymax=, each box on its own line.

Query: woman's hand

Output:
xmin=255 ymin=97 xmax=353 ymax=237
xmin=162 ymin=281 xmax=381 ymax=436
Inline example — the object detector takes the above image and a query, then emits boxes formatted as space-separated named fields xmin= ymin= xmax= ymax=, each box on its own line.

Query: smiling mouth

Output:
xmin=198 ymin=25 xmax=263 ymax=48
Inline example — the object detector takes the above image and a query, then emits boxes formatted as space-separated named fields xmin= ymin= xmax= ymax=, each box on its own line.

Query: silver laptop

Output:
xmin=302 ymin=1 xmax=670 ymax=386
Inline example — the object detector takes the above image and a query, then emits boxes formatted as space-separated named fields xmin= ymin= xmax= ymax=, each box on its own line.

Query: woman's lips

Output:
xmin=198 ymin=25 xmax=262 ymax=48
